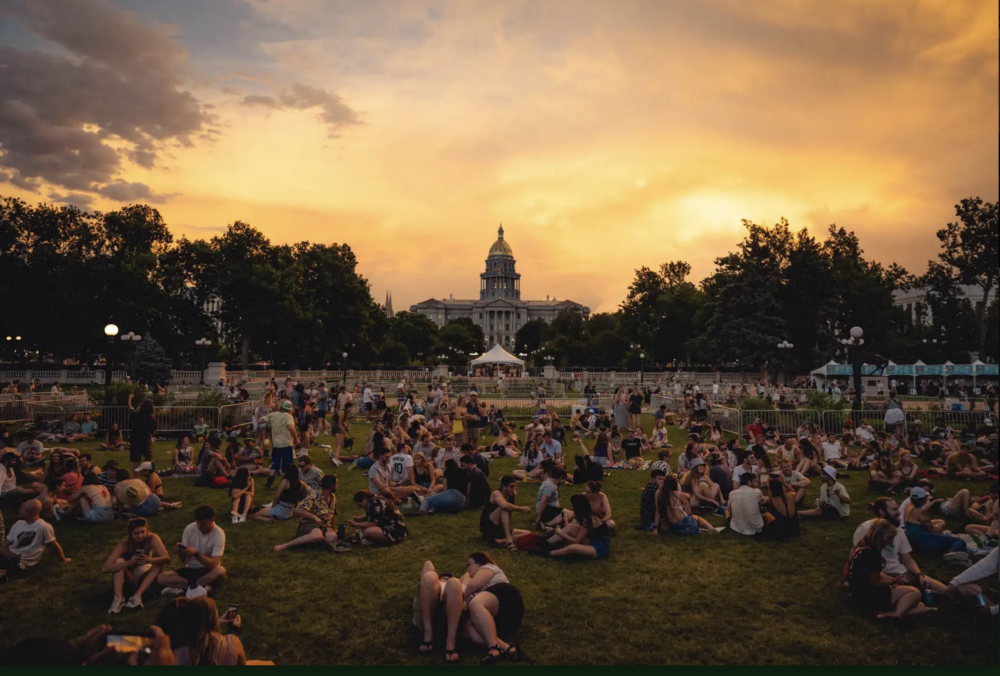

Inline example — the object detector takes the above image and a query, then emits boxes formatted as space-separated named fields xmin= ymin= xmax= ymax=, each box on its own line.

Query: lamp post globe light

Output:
xmin=639 ymin=352 xmax=645 ymax=383
xmin=342 ymin=351 xmax=348 ymax=387
xmin=195 ymin=338 xmax=213 ymax=382
xmin=839 ymin=327 xmax=865 ymax=411
xmin=103 ymin=324 xmax=119 ymax=398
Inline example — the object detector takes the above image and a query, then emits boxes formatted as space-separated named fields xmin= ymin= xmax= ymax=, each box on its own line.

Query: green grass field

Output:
xmin=1 ymin=416 xmax=997 ymax=665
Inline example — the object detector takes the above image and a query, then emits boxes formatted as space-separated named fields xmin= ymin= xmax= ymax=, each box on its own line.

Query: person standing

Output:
xmin=261 ymin=401 xmax=298 ymax=488
xmin=127 ymin=394 xmax=157 ymax=470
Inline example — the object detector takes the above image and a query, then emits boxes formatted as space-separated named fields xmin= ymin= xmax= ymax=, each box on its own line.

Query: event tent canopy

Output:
xmin=470 ymin=343 xmax=525 ymax=366
xmin=810 ymin=361 xmax=998 ymax=378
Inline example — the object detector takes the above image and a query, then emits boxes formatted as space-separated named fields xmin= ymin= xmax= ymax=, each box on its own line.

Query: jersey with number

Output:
xmin=389 ymin=453 xmax=413 ymax=483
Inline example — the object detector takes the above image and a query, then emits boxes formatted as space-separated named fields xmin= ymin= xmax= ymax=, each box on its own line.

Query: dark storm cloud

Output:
xmin=47 ymin=192 xmax=96 ymax=208
xmin=94 ymin=179 xmax=177 ymax=204
xmin=0 ymin=0 xmax=211 ymax=199
xmin=241 ymin=82 xmax=362 ymax=137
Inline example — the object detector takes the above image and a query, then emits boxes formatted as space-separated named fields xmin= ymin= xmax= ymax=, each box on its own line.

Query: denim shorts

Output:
xmin=269 ymin=502 xmax=294 ymax=521
xmin=86 ymin=505 xmax=115 ymax=522
xmin=133 ymin=494 xmax=161 ymax=518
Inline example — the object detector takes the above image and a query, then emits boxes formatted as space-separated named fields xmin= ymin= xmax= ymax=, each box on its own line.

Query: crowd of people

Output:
xmin=1 ymin=376 xmax=998 ymax=665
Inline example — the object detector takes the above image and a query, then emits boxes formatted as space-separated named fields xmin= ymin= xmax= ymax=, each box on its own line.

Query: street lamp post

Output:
xmin=103 ymin=324 xmax=119 ymax=400
xmin=120 ymin=331 xmax=142 ymax=373
xmin=839 ymin=327 xmax=865 ymax=411
xmin=639 ymin=353 xmax=645 ymax=383
xmin=195 ymin=338 xmax=213 ymax=383
xmin=342 ymin=352 xmax=348 ymax=388
xmin=5 ymin=335 xmax=22 ymax=364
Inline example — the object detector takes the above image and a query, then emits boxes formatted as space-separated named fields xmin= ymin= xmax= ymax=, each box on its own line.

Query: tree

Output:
xmin=620 ymin=262 xmax=705 ymax=366
xmin=985 ymin=300 xmax=999 ymax=362
xmin=130 ymin=335 xmax=172 ymax=384
xmin=377 ymin=340 xmax=410 ymax=366
xmin=515 ymin=319 xmax=548 ymax=355
xmin=439 ymin=318 xmax=485 ymax=357
xmin=389 ymin=312 xmax=439 ymax=362
xmin=925 ymin=197 xmax=999 ymax=356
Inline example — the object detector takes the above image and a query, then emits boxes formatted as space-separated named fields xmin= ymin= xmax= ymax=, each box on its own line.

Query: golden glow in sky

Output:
xmin=0 ymin=0 xmax=996 ymax=312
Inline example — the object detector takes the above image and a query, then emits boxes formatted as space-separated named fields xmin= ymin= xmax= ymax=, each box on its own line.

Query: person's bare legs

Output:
xmin=948 ymin=489 xmax=986 ymax=523
xmin=112 ymin=561 xmax=128 ymax=598
xmin=879 ymin=585 xmax=926 ymax=619
xmin=551 ymin=543 xmax=597 ymax=558
xmin=135 ymin=566 xmax=162 ymax=598
xmin=465 ymin=592 xmax=509 ymax=654
xmin=418 ymin=561 xmax=441 ymax=650
xmin=442 ymin=577 xmax=465 ymax=660
xmin=274 ymin=528 xmax=334 ymax=552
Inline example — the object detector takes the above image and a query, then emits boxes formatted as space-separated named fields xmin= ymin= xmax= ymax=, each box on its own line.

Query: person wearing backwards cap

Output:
xmin=800 ymin=465 xmax=851 ymax=520
xmin=260 ymin=399 xmax=298 ymax=489
xmin=136 ymin=462 xmax=182 ymax=511
xmin=114 ymin=470 xmax=161 ymax=519
xmin=900 ymin=486 xmax=971 ymax=560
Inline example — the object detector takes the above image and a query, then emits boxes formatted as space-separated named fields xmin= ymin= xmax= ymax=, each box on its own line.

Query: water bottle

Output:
xmin=921 ymin=590 xmax=937 ymax=608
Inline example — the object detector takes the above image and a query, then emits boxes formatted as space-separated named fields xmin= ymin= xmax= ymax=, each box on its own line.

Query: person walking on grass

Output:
xmin=260 ymin=400 xmax=298 ymax=488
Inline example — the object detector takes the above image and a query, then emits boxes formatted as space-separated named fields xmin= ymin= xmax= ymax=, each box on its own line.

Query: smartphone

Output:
xmin=106 ymin=633 xmax=154 ymax=657
xmin=225 ymin=604 xmax=239 ymax=619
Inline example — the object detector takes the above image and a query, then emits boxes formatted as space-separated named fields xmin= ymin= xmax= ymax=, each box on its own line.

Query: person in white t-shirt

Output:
xmin=852 ymin=497 xmax=980 ymax=601
xmin=0 ymin=499 xmax=71 ymax=583
xmin=778 ymin=460 xmax=811 ymax=505
xmin=726 ymin=473 xmax=765 ymax=536
xmin=801 ymin=466 xmax=851 ymax=519
xmin=156 ymin=505 xmax=226 ymax=597
xmin=390 ymin=448 xmax=416 ymax=487
xmin=820 ymin=433 xmax=849 ymax=469
xmin=732 ymin=455 xmax=758 ymax=487
xmin=363 ymin=385 xmax=374 ymax=421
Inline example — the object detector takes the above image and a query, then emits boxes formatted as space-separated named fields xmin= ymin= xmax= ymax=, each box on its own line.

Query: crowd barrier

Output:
xmin=736 ymin=408 xmax=996 ymax=440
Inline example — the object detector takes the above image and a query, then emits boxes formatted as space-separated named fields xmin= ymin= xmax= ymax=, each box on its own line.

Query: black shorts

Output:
xmin=854 ymin=584 xmax=893 ymax=617
xmin=539 ymin=504 xmax=563 ymax=525
xmin=376 ymin=401 xmax=387 ymax=411
xmin=174 ymin=568 xmax=206 ymax=587
xmin=483 ymin=583 xmax=524 ymax=638
xmin=364 ymin=402 xmax=373 ymax=412
xmin=820 ymin=505 xmax=843 ymax=520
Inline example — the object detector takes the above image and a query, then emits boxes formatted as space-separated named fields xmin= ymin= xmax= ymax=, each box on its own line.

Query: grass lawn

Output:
xmin=1 ymin=414 xmax=997 ymax=665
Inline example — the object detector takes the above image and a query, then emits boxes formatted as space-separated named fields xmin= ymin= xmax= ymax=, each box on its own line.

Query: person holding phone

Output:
xmin=156 ymin=505 xmax=226 ymax=598
xmin=102 ymin=518 xmax=171 ymax=614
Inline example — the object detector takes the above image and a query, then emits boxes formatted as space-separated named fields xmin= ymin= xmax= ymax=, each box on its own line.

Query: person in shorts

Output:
xmin=261 ymin=400 xmax=298 ymax=488
xmin=466 ymin=393 xmax=486 ymax=444
xmin=115 ymin=473 xmax=162 ymax=518
xmin=157 ymin=504 xmax=227 ymax=597
xmin=801 ymin=466 xmax=851 ymax=520
xmin=102 ymin=517 xmax=171 ymax=613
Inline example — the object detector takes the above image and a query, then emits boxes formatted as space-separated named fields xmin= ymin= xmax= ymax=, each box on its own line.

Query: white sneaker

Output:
xmin=331 ymin=457 xmax=342 ymax=467
xmin=231 ymin=513 xmax=240 ymax=524
xmin=185 ymin=585 xmax=208 ymax=599
xmin=125 ymin=594 xmax=143 ymax=610
xmin=53 ymin=506 xmax=65 ymax=522
xmin=108 ymin=595 xmax=125 ymax=614
xmin=943 ymin=551 xmax=970 ymax=563
xmin=161 ymin=586 xmax=185 ymax=598
xmin=236 ymin=513 xmax=247 ymax=524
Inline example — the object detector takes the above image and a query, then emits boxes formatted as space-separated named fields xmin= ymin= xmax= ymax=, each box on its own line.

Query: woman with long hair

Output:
xmin=796 ymin=438 xmax=821 ymax=476
xmin=548 ymin=493 xmax=611 ymax=559
xmin=101 ymin=422 xmax=125 ymax=450
xmin=412 ymin=452 xmax=437 ymax=490
xmin=846 ymin=519 xmax=926 ymax=620
xmin=655 ymin=475 xmax=713 ymax=535
xmin=512 ymin=440 xmax=545 ymax=481
xmin=253 ymin=465 xmax=307 ymax=522
xmin=229 ymin=468 xmax=255 ymax=524
xmin=683 ymin=460 xmax=723 ymax=512
xmin=173 ymin=437 xmax=197 ymax=475
xmin=650 ymin=419 xmax=669 ymax=449
xmin=158 ymin=597 xmax=247 ymax=665
xmin=762 ymin=475 xmax=800 ymax=541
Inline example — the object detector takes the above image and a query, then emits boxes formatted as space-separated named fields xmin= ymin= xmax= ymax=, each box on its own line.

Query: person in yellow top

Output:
xmin=260 ymin=400 xmax=298 ymax=488
xmin=945 ymin=443 xmax=989 ymax=481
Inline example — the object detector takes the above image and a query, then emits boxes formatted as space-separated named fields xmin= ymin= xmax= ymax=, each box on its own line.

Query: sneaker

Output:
xmin=125 ymin=594 xmax=143 ymax=610
xmin=108 ymin=595 xmax=125 ymax=614
xmin=161 ymin=586 xmax=185 ymax=598
xmin=943 ymin=551 xmax=970 ymax=563
xmin=53 ymin=506 xmax=65 ymax=522
xmin=186 ymin=585 xmax=208 ymax=599
xmin=172 ymin=501 xmax=183 ymax=510
xmin=231 ymin=514 xmax=240 ymax=524
xmin=237 ymin=513 xmax=247 ymax=524
xmin=332 ymin=457 xmax=343 ymax=467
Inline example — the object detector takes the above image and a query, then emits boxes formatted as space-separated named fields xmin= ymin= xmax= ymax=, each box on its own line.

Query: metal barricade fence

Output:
xmin=710 ymin=405 xmax=740 ymax=434
xmin=819 ymin=410 xmax=895 ymax=437
xmin=738 ymin=409 xmax=822 ymax=440
xmin=219 ymin=402 xmax=255 ymax=431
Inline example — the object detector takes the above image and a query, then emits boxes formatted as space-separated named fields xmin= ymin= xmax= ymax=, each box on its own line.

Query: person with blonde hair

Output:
xmin=157 ymin=597 xmax=246 ymax=665
xmin=846 ymin=519 xmax=927 ymax=620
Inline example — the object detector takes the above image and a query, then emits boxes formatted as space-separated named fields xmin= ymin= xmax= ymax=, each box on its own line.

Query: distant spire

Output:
xmin=498 ymin=224 xmax=504 ymax=239
xmin=385 ymin=292 xmax=394 ymax=318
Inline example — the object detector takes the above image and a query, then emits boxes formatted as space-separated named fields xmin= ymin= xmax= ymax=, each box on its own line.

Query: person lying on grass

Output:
xmin=800 ymin=466 xmax=851 ymax=520
xmin=414 ymin=554 xmax=524 ymax=664
xmin=846 ymin=518 xmax=928 ymax=621
xmin=852 ymin=497 xmax=982 ymax=606
xmin=157 ymin=504 xmax=226 ymax=598
xmin=350 ymin=490 xmax=407 ymax=546
xmin=103 ymin=517 xmax=171 ymax=614
xmin=137 ymin=462 xmax=182 ymax=511
xmin=416 ymin=458 xmax=469 ymax=516
xmin=275 ymin=474 xmax=340 ymax=553
xmin=480 ymin=475 xmax=533 ymax=550
xmin=899 ymin=487 xmax=970 ymax=561
xmin=654 ymin=475 xmax=715 ymax=536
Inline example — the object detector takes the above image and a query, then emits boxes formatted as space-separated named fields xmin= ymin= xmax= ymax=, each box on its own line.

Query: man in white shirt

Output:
xmin=855 ymin=422 xmax=876 ymax=443
xmin=389 ymin=447 xmax=416 ymax=486
xmin=726 ymin=473 xmax=765 ymax=536
xmin=801 ymin=466 xmax=850 ymax=519
xmin=732 ymin=455 xmax=758 ymax=487
xmin=820 ymin=433 xmax=849 ymax=469
xmin=363 ymin=384 xmax=374 ymax=421
xmin=370 ymin=449 xmax=414 ymax=501
xmin=157 ymin=505 xmax=227 ymax=597
xmin=0 ymin=499 xmax=71 ymax=583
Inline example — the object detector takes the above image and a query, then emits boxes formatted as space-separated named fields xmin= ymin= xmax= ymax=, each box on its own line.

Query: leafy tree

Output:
xmin=924 ymin=197 xmax=999 ymax=356
xmin=389 ymin=312 xmax=439 ymax=362
xmin=439 ymin=318 xmax=485 ymax=357
xmin=985 ymin=300 xmax=999 ymax=361
xmin=515 ymin=319 xmax=548 ymax=355
xmin=378 ymin=340 xmax=410 ymax=366
xmin=130 ymin=335 xmax=172 ymax=384
xmin=620 ymin=262 xmax=705 ymax=366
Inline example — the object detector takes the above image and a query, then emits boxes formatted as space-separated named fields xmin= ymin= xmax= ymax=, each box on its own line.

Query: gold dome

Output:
xmin=488 ymin=225 xmax=513 ymax=258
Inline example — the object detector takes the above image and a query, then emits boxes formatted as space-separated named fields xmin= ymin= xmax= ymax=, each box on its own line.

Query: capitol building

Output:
xmin=409 ymin=226 xmax=590 ymax=349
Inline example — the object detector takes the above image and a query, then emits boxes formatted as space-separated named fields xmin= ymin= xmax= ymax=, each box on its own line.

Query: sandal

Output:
xmin=504 ymin=540 xmax=518 ymax=551
xmin=503 ymin=644 xmax=523 ymax=662
xmin=445 ymin=649 xmax=460 ymax=663
xmin=418 ymin=641 xmax=434 ymax=654
xmin=482 ymin=644 xmax=504 ymax=665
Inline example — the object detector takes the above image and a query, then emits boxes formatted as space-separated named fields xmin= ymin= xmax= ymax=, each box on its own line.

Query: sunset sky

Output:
xmin=1 ymin=0 xmax=997 ymax=313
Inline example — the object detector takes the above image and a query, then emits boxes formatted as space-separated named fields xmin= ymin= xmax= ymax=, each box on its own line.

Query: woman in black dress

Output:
xmin=127 ymin=393 xmax=157 ymax=469
xmin=846 ymin=519 xmax=926 ymax=619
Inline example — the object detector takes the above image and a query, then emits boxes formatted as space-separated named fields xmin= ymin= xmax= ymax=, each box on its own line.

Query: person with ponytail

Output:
xmin=846 ymin=519 xmax=927 ymax=620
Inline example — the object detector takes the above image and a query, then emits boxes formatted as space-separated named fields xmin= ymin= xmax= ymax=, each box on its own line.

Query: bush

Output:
xmin=90 ymin=381 xmax=170 ymax=407
xmin=804 ymin=391 xmax=849 ymax=411
xmin=194 ymin=390 xmax=225 ymax=407
xmin=738 ymin=396 xmax=773 ymax=411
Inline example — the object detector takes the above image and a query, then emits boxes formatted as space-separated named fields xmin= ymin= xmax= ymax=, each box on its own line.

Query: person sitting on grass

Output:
xmin=869 ymin=452 xmax=902 ymax=494
xmin=171 ymin=437 xmax=196 ymax=475
xmin=275 ymin=474 xmax=340 ymax=553
xmin=820 ymin=432 xmax=850 ymax=470
xmin=650 ymin=419 xmax=669 ymax=449
xmin=417 ymin=458 xmax=469 ymax=516
xmin=196 ymin=438 xmax=232 ymax=488
xmin=731 ymin=453 xmax=758 ymax=488
xmin=101 ymin=422 xmax=125 ymax=451
xmin=726 ymin=473 xmax=764 ymax=536
xmin=254 ymin=465 xmax=308 ymax=522
xmin=0 ymin=452 xmax=48 ymax=512
xmin=946 ymin=443 xmax=989 ymax=481
xmin=800 ymin=466 xmax=851 ymax=520
xmin=543 ymin=493 xmax=612 ymax=560
xmin=192 ymin=417 xmax=211 ymax=443
xmin=297 ymin=455 xmax=325 ymax=492
xmin=777 ymin=460 xmax=810 ymax=505
xmin=233 ymin=439 xmax=268 ymax=476
xmin=60 ymin=472 xmax=114 ymax=523
xmin=846 ymin=519 xmax=927 ymax=620
xmin=412 ymin=452 xmax=438 ymax=491
xmin=414 ymin=554 xmax=524 ymax=663
xmin=680 ymin=457 xmax=724 ymax=514
xmin=853 ymin=497 xmax=981 ymax=604
xmin=652 ymin=449 xmax=673 ymax=475
xmin=900 ymin=487 xmax=970 ymax=561
xmin=534 ymin=465 xmax=566 ymax=530
xmin=796 ymin=438 xmax=822 ymax=476
xmin=481 ymin=476 xmax=533 ymax=550
xmin=350 ymin=490 xmax=407 ymax=546
xmin=851 ymin=440 xmax=880 ymax=471
xmin=136 ymin=462 xmax=181 ymax=511
xmin=762 ymin=474 xmax=800 ymax=541
xmin=55 ymin=414 xmax=89 ymax=443
xmin=228 ymin=468 xmax=255 ymax=524
xmin=947 ymin=548 xmax=1000 ymax=617
xmin=17 ymin=439 xmax=46 ymax=468
xmin=157 ymin=504 xmax=227 ymax=598
xmin=158 ymin=597 xmax=247 ymax=665
xmin=513 ymin=441 xmax=545 ymax=481
xmin=638 ymin=468 xmax=666 ymax=531
xmin=655 ymin=475 xmax=715 ymax=536
xmin=115 ymin=472 xmax=161 ymax=519
xmin=461 ymin=454 xmax=492 ymax=510
xmin=774 ymin=437 xmax=801 ymax=466
xmin=965 ymin=483 xmax=999 ymax=542
xmin=103 ymin=517 xmax=171 ymax=614
xmin=0 ymin=499 xmax=71 ymax=584
xmin=896 ymin=451 xmax=930 ymax=490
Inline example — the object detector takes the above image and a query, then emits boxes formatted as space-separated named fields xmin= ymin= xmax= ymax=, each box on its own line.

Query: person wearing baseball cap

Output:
xmin=899 ymin=486 xmax=973 ymax=561
xmin=114 ymin=470 xmax=161 ymax=519
xmin=259 ymin=399 xmax=299 ymax=489
xmin=800 ymin=465 xmax=851 ymax=520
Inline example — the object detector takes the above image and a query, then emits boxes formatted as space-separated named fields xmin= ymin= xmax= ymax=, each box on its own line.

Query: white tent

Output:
xmin=470 ymin=343 xmax=525 ymax=366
